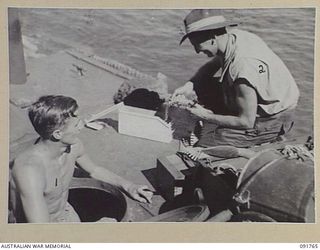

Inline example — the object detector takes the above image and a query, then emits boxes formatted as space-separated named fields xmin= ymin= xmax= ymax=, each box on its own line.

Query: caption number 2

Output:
xmin=258 ymin=65 xmax=266 ymax=74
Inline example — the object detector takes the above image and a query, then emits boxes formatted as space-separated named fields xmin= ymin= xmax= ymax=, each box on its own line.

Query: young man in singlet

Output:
xmin=9 ymin=95 xmax=153 ymax=223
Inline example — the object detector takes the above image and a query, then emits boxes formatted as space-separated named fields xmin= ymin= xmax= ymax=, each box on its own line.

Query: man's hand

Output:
xmin=172 ymin=81 xmax=195 ymax=99
xmin=125 ymin=184 xmax=153 ymax=204
xmin=187 ymin=103 xmax=214 ymax=119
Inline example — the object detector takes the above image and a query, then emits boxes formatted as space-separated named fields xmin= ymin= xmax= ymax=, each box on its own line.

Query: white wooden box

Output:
xmin=118 ymin=105 xmax=173 ymax=143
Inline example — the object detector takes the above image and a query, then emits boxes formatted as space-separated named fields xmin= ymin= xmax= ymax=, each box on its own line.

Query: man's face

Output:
xmin=59 ymin=110 xmax=84 ymax=145
xmin=189 ymin=33 xmax=218 ymax=57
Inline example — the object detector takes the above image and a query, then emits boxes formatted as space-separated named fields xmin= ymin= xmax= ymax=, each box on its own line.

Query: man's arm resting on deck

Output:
xmin=12 ymin=164 xmax=50 ymax=223
xmin=75 ymin=142 xmax=152 ymax=203
xmin=187 ymin=78 xmax=258 ymax=129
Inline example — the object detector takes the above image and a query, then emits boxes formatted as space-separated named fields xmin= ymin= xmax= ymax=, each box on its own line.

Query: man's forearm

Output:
xmin=203 ymin=113 xmax=254 ymax=129
xmin=90 ymin=166 xmax=133 ymax=192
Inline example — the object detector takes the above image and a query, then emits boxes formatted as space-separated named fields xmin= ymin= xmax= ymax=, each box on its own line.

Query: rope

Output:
xmin=280 ymin=144 xmax=314 ymax=162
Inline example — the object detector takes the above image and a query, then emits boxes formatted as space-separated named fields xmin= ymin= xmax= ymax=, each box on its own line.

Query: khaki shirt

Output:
xmin=224 ymin=29 xmax=300 ymax=116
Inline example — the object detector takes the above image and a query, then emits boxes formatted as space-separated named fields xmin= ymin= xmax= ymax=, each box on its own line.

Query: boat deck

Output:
xmin=9 ymin=50 xmax=309 ymax=222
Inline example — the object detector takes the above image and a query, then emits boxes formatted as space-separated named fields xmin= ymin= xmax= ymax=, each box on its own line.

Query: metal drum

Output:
xmin=68 ymin=177 xmax=128 ymax=222
xmin=235 ymin=150 xmax=314 ymax=222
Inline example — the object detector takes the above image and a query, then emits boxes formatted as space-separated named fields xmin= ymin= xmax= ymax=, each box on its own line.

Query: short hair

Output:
xmin=28 ymin=95 xmax=78 ymax=140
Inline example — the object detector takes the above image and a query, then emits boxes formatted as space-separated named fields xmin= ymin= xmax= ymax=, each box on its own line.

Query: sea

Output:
xmin=17 ymin=8 xmax=315 ymax=139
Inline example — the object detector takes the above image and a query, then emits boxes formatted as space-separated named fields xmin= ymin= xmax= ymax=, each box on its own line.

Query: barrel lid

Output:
xmin=236 ymin=149 xmax=282 ymax=189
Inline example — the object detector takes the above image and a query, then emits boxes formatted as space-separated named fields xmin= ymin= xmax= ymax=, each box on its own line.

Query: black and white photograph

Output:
xmin=7 ymin=6 xmax=315 ymax=228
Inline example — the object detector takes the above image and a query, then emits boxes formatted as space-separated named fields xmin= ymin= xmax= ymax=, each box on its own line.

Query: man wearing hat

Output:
xmin=173 ymin=9 xmax=300 ymax=148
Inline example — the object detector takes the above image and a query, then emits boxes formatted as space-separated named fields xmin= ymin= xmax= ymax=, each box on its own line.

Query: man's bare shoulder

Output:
xmin=12 ymin=146 xmax=46 ymax=176
xmin=11 ymin=146 xmax=47 ymax=194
